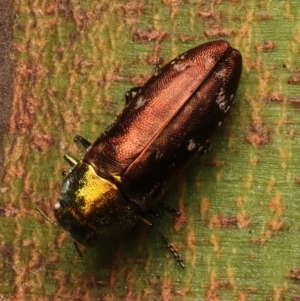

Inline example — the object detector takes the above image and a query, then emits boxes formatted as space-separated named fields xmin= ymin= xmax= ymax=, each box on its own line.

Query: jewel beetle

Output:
xmin=52 ymin=40 xmax=242 ymax=266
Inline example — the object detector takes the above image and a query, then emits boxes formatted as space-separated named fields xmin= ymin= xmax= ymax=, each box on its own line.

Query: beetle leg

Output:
xmin=138 ymin=215 xmax=185 ymax=268
xmin=74 ymin=135 xmax=91 ymax=150
xmin=74 ymin=241 xmax=83 ymax=257
xmin=126 ymin=60 xmax=162 ymax=106
xmin=148 ymin=203 xmax=181 ymax=218
xmin=161 ymin=203 xmax=181 ymax=216
xmin=125 ymin=86 xmax=143 ymax=105
xmin=125 ymin=59 xmax=163 ymax=105
xmin=147 ymin=206 xmax=163 ymax=218
xmin=63 ymin=153 xmax=79 ymax=166
xmin=198 ymin=140 xmax=211 ymax=155
xmin=154 ymin=57 xmax=164 ymax=75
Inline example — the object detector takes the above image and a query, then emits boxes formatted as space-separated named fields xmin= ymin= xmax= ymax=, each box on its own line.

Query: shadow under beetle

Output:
xmin=43 ymin=40 xmax=242 ymax=267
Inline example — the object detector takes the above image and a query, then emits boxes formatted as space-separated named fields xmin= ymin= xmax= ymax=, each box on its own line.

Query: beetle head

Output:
xmin=55 ymin=161 xmax=138 ymax=246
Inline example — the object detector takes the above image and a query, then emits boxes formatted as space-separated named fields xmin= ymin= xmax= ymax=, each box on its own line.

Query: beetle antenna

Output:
xmin=36 ymin=207 xmax=59 ymax=227
xmin=138 ymin=215 xmax=185 ymax=268
xmin=37 ymin=207 xmax=85 ymax=258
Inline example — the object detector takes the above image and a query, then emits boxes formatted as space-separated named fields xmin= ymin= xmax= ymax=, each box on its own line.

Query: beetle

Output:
xmin=52 ymin=40 xmax=242 ymax=266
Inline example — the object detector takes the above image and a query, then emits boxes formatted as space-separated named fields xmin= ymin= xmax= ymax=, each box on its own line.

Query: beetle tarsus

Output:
xmin=138 ymin=215 xmax=185 ymax=268
xmin=74 ymin=135 xmax=91 ymax=150
xmin=167 ymin=243 xmax=185 ymax=268
xmin=125 ymin=86 xmax=143 ymax=105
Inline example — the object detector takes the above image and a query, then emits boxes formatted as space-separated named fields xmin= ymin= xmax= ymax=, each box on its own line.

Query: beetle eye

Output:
xmin=54 ymin=202 xmax=61 ymax=209
xmin=55 ymin=200 xmax=67 ymax=209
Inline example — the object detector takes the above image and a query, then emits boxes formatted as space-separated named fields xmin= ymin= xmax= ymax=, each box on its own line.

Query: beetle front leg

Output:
xmin=138 ymin=215 xmax=185 ymax=268
xmin=64 ymin=153 xmax=79 ymax=166
xmin=74 ymin=135 xmax=91 ymax=150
